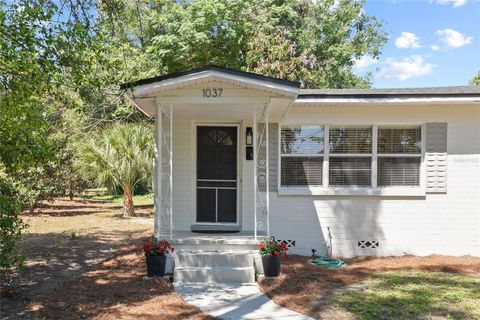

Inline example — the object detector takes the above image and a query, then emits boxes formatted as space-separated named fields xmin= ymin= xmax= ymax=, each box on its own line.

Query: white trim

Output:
xmin=372 ymin=125 xmax=378 ymax=188
xmin=323 ymin=125 xmax=329 ymax=188
xmin=277 ymin=122 xmax=426 ymax=195
xmin=294 ymin=97 xmax=480 ymax=105
xmin=253 ymin=107 xmax=257 ymax=240
xmin=278 ymin=187 xmax=426 ymax=197
xmin=169 ymin=104 xmax=173 ymax=240
xmin=192 ymin=123 xmax=241 ymax=227
xmin=131 ymin=70 xmax=300 ymax=98
xmin=329 ymin=153 xmax=373 ymax=157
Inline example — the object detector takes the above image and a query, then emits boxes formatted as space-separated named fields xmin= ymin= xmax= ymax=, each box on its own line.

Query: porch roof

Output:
xmin=122 ymin=66 xmax=301 ymax=118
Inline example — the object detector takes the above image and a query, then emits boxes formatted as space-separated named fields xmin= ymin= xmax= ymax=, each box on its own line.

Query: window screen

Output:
xmin=378 ymin=127 xmax=421 ymax=154
xmin=281 ymin=157 xmax=323 ymax=186
xmin=329 ymin=127 xmax=372 ymax=153
xmin=378 ymin=157 xmax=421 ymax=186
xmin=281 ymin=125 xmax=324 ymax=154
xmin=280 ymin=125 xmax=324 ymax=187
xmin=377 ymin=126 xmax=422 ymax=187
xmin=329 ymin=157 xmax=372 ymax=186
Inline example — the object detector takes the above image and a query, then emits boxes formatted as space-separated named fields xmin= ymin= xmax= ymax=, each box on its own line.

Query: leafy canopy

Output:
xmin=98 ymin=0 xmax=388 ymax=89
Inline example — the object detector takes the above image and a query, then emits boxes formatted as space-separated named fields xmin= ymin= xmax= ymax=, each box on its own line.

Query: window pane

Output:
xmin=378 ymin=157 xmax=421 ymax=186
xmin=378 ymin=127 xmax=421 ymax=154
xmin=281 ymin=125 xmax=324 ymax=154
xmin=329 ymin=127 xmax=372 ymax=153
xmin=329 ymin=157 xmax=371 ymax=186
xmin=281 ymin=157 xmax=323 ymax=186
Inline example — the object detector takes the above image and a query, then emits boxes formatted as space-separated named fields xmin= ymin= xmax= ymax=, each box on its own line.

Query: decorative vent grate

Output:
xmin=277 ymin=240 xmax=296 ymax=248
xmin=357 ymin=240 xmax=379 ymax=249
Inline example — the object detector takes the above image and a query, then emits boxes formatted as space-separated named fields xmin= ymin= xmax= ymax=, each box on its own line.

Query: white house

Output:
xmin=123 ymin=66 xmax=480 ymax=258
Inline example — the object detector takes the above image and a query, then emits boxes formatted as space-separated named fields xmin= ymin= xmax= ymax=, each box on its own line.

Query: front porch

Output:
xmin=123 ymin=66 xmax=302 ymax=242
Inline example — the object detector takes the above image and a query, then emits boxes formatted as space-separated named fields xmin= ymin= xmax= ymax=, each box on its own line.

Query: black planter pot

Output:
xmin=261 ymin=255 xmax=281 ymax=277
xmin=146 ymin=255 xmax=167 ymax=277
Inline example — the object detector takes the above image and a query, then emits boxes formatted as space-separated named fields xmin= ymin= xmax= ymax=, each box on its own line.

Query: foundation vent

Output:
xmin=277 ymin=240 xmax=296 ymax=248
xmin=357 ymin=240 xmax=380 ymax=249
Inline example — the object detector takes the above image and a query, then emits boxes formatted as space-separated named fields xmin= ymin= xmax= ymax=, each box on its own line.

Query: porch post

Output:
xmin=253 ymin=105 xmax=257 ymax=241
xmin=154 ymin=104 xmax=162 ymax=238
xmin=169 ymin=104 xmax=173 ymax=241
xmin=265 ymin=103 xmax=270 ymax=237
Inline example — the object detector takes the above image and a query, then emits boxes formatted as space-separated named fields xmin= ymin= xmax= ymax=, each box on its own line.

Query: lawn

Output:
xmin=1 ymin=197 xmax=214 ymax=320
xmin=330 ymin=270 xmax=480 ymax=319
xmin=258 ymin=255 xmax=480 ymax=320
xmin=87 ymin=193 xmax=154 ymax=206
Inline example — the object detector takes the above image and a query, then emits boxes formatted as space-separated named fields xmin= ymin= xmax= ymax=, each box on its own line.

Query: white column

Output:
xmin=253 ymin=105 xmax=257 ymax=241
xmin=265 ymin=104 xmax=270 ymax=237
xmin=169 ymin=104 xmax=173 ymax=241
xmin=155 ymin=104 xmax=162 ymax=238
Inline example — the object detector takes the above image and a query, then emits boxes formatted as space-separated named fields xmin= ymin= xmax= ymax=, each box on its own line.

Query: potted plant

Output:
xmin=259 ymin=236 xmax=288 ymax=277
xmin=143 ymin=236 xmax=174 ymax=277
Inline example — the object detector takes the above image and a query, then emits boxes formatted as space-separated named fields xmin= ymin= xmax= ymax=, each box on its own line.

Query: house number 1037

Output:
xmin=202 ymin=88 xmax=223 ymax=98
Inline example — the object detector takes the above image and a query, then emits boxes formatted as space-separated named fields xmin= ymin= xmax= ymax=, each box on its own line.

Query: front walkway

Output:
xmin=174 ymin=282 xmax=313 ymax=320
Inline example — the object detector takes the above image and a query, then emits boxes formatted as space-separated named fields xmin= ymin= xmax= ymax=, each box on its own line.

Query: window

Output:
xmin=329 ymin=127 xmax=372 ymax=186
xmin=279 ymin=124 xmax=423 ymax=190
xmin=280 ymin=125 xmax=324 ymax=186
xmin=377 ymin=127 xmax=422 ymax=186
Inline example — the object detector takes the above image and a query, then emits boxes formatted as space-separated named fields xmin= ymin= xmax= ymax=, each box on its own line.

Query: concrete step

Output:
xmin=174 ymin=266 xmax=255 ymax=283
xmin=173 ymin=243 xmax=259 ymax=251
xmin=175 ymin=250 xmax=254 ymax=268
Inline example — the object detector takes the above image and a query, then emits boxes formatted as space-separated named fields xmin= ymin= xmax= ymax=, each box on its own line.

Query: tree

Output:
xmin=77 ymin=123 xmax=154 ymax=217
xmin=0 ymin=0 xmax=100 ymax=274
xmin=470 ymin=71 xmax=480 ymax=85
xmin=97 ymin=0 xmax=387 ymax=89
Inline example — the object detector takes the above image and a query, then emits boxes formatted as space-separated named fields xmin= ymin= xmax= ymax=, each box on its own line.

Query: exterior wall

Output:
xmin=271 ymin=104 xmax=480 ymax=257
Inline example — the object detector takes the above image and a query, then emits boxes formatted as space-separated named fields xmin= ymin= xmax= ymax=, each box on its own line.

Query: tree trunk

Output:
xmin=122 ymin=185 xmax=135 ymax=218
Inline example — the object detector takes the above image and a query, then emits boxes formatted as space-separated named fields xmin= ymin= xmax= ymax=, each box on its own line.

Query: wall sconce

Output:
xmin=246 ymin=127 xmax=253 ymax=146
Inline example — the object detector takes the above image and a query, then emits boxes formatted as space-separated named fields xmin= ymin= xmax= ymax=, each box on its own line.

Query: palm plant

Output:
xmin=77 ymin=123 xmax=154 ymax=217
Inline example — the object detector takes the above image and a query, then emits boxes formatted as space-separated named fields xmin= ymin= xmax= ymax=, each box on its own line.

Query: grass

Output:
xmin=88 ymin=193 xmax=154 ymax=206
xmin=331 ymin=270 xmax=480 ymax=319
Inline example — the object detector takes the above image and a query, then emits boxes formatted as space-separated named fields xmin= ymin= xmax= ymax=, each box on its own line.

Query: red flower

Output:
xmin=157 ymin=248 xmax=162 ymax=254
xmin=143 ymin=245 xmax=150 ymax=252
xmin=171 ymin=248 xmax=175 ymax=253
xmin=280 ymin=244 xmax=287 ymax=250
xmin=274 ymin=250 xmax=280 ymax=256
xmin=259 ymin=243 xmax=265 ymax=249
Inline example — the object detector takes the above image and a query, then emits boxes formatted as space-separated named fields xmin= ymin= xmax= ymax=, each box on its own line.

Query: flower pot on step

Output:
xmin=146 ymin=255 xmax=167 ymax=277
xmin=261 ymin=255 xmax=281 ymax=277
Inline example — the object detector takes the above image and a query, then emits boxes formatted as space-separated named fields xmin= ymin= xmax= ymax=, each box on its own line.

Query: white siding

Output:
xmin=271 ymin=104 xmax=480 ymax=257
xmin=168 ymin=102 xmax=480 ymax=257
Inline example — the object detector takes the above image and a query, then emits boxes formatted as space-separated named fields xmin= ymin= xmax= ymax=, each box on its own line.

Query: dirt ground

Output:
xmin=258 ymin=254 xmax=480 ymax=319
xmin=1 ymin=198 xmax=214 ymax=320
xmin=3 ymin=198 xmax=480 ymax=319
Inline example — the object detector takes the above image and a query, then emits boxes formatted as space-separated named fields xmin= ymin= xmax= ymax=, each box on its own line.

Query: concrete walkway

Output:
xmin=174 ymin=282 xmax=314 ymax=320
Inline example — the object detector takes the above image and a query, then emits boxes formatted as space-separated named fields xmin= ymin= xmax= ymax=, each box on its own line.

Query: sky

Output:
xmin=353 ymin=0 xmax=480 ymax=88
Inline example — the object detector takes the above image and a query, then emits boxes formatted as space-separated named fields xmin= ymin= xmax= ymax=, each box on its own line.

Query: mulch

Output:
xmin=258 ymin=254 xmax=480 ymax=317
xmin=23 ymin=243 xmax=217 ymax=320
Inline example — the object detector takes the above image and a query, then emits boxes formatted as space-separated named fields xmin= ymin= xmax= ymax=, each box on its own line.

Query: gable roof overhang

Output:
xmin=122 ymin=66 xmax=301 ymax=117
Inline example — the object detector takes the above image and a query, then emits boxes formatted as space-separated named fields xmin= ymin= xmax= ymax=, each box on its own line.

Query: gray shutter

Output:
xmin=425 ymin=122 xmax=448 ymax=193
xmin=269 ymin=123 xmax=278 ymax=192
xmin=257 ymin=123 xmax=278 ymax=193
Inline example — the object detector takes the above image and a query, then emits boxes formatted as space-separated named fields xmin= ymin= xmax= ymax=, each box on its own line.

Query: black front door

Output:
xmin=196 ymin=126 xmax=237 ymax=223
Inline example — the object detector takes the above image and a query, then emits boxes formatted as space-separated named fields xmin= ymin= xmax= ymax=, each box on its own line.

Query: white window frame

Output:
xmin=278 ymin=123 xmax=426 ymax=197
xmin=377 ymin=125 xmax=423 ymax=187
xmin=279 ymin=124 xmax=324 ymax=187
xmin=327 ymin=125 xmax=374 ymax=187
